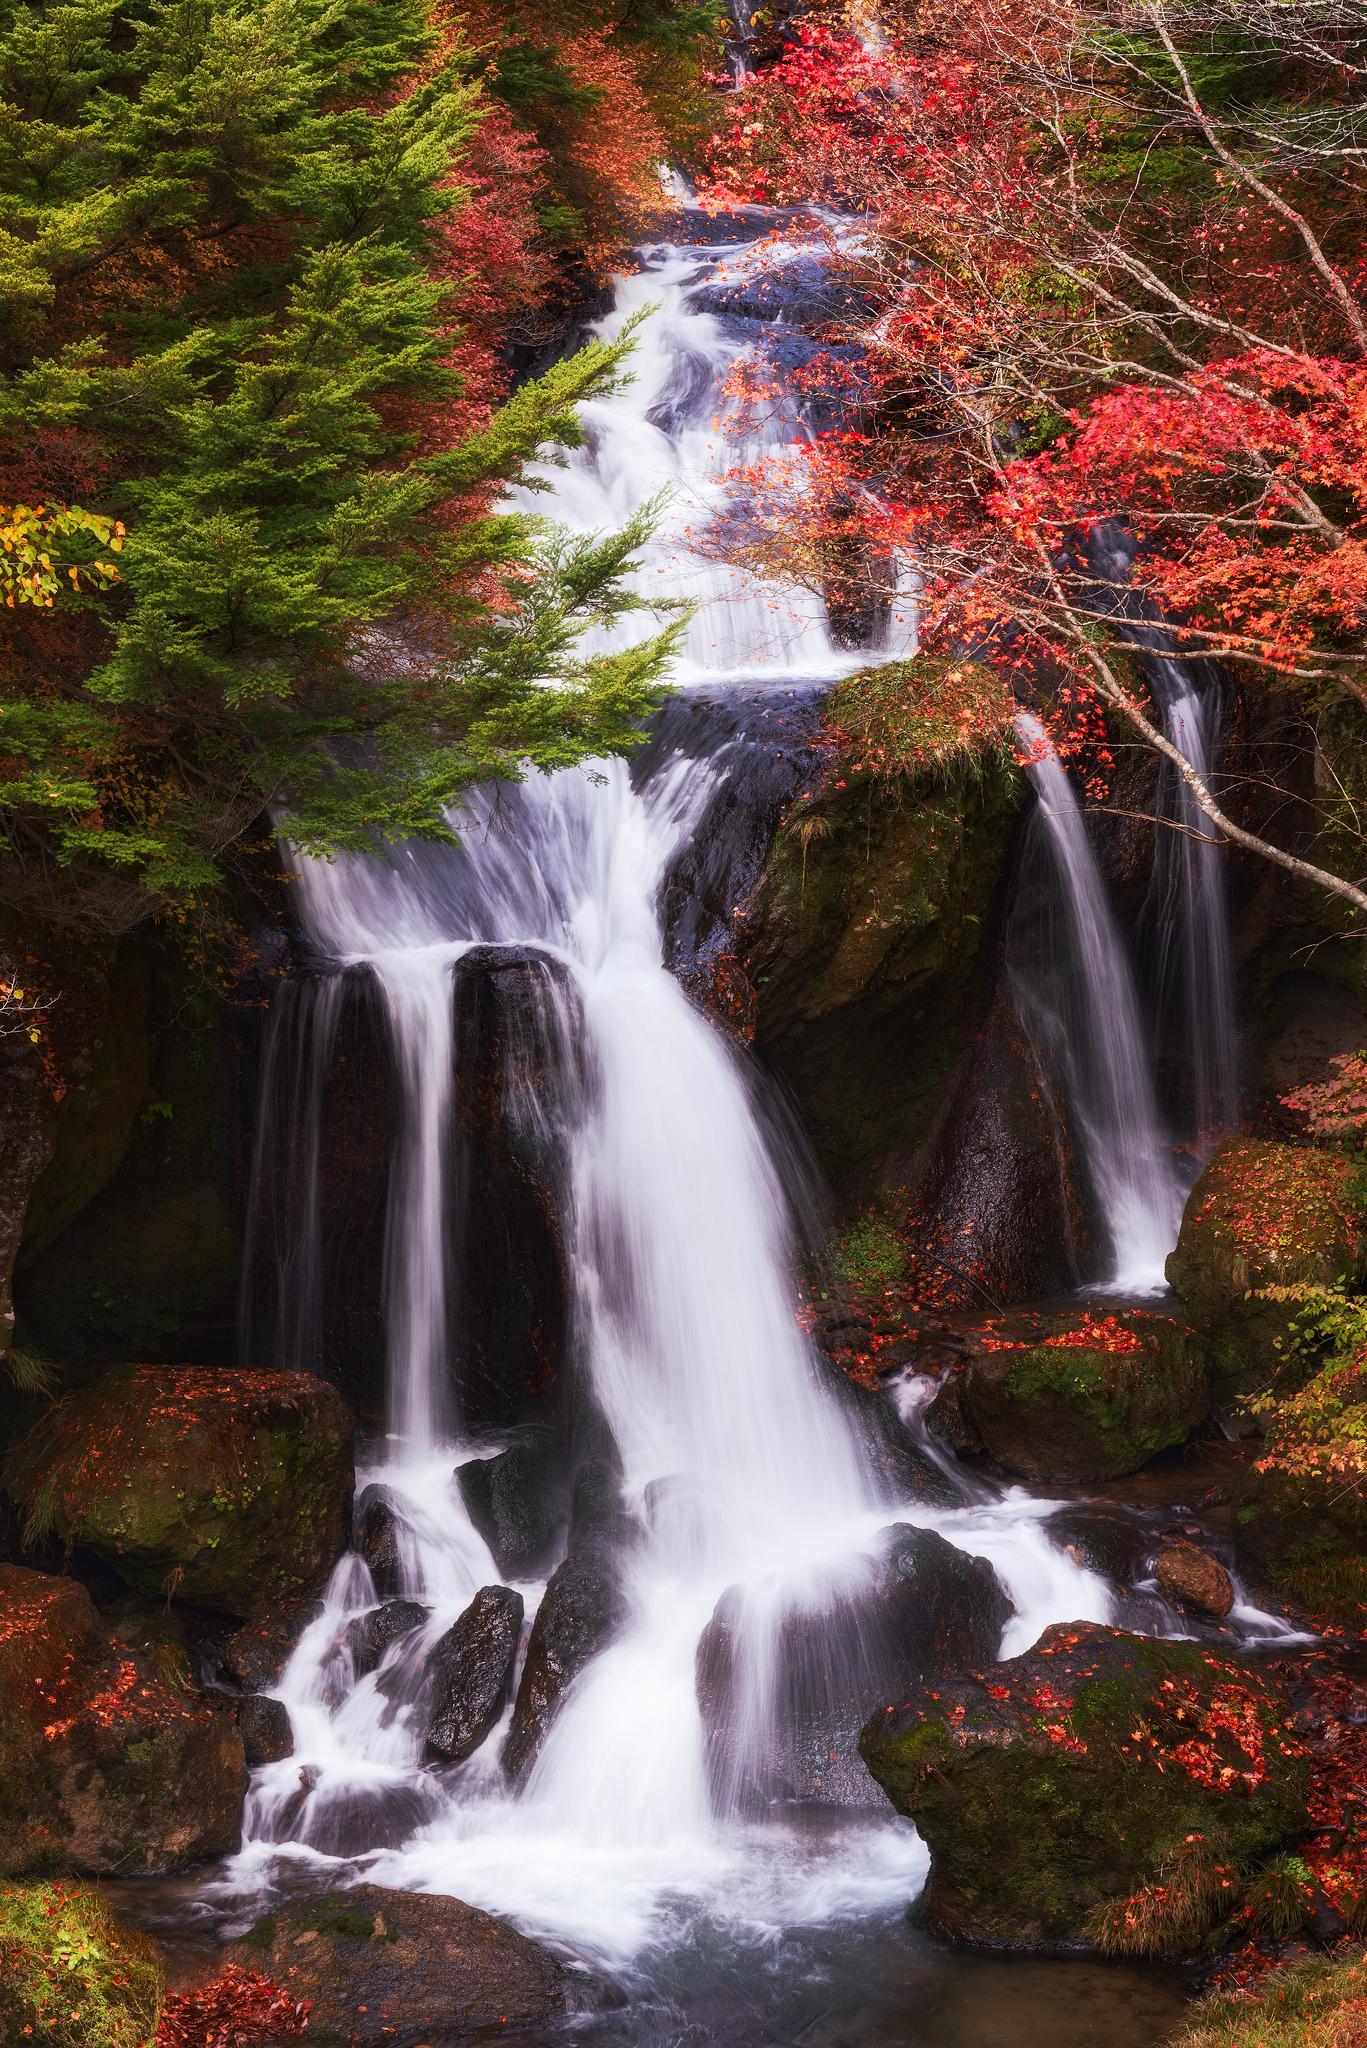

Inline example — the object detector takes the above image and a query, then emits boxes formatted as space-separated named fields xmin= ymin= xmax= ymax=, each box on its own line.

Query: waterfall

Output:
xmin=1009 ymin=713 xmax=1185 ymax=1292
xmin=1141 ymin=661 xmax=1242 ymax=1137
xmin=1084 ymin=523 xmax=1241 ymax=1140
xmin=231 ymin=751 xmax=1125 ymax=1957
xmin=223 ymin=213 xmax=1281 ymax=1975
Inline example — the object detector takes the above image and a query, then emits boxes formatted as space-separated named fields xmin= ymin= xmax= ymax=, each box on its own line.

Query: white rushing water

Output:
xmin=229 ymin=758 xmax=1137 ymax=1962
xmin=219 ymin=225 xmax=1295 ymax=1976
xmin=1011 ymin=713 xmax=1186 ymax=1293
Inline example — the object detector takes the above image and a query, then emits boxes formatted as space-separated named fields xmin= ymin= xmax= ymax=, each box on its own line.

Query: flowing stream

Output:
xmin=211 ymin=211 xmax=1292 ymax=2040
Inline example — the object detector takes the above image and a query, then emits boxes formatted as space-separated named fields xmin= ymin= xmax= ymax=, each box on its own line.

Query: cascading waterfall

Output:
xmin=220 ymin=215 xmax=1296 ymax=1983
xmin=1142 ymin=659 xmax=1242 ymax=1138
xmin=1009 ymin=713 xmax=1186 ymax=1292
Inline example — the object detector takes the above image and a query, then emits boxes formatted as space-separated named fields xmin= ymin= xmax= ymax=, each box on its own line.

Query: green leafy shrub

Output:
xmin=0 ymin=1882 xmax=163 ymax=2047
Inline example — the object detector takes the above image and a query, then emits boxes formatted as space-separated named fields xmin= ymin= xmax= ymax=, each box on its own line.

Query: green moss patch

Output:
xmin=0 ymin=1881 xmax=163 ymax=2047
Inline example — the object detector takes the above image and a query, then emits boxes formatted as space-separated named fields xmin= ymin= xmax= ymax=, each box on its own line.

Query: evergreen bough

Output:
xmin=0 ymin=0 xmax=682 ymax=930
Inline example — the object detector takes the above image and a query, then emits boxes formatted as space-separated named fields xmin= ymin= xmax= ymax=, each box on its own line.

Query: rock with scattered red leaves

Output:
xmin=0 ymin=1564 xmax=247 ymax=1878
xmin=1166 ymin=1137 xmax=1366 ymax=1400
xmin=1156 ymin=1545 xmax=1236 ymax=1619
xmin=927 ymin=1310 xmax=1206 ymax=1482
xmin=2 ymin=1364 xmax=354 ymax=1618
xmin=225 ymin=1883 xmax=610 ymax=2044
xmin=859 ymin=1621 xmax=1309 ymax=1950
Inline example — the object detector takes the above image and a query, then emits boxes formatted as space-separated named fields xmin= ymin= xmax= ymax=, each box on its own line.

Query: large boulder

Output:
xmin=0 ymin=1564 xmax=247 ymax=1877
xmin=502 ymin=1554 xmax=625 ymax=1782
xmin=226 ymin=1883 xmax=589 ymax=2045
xmin=1166 ymin=1137 xmax=1366 ymax=1400
xmin=3 ymin=1366 xmax=354 ymax=1619
xmin=739 ymin=704 xmax=1021 ymax=1217
xmin=1233 ymin=1461 xmax=1367 ymax=1624
xmin=426 ymin=1586 xmax=524 ymax=1763
xmin=697 ymin=1524 xmax=1012 ymax=1809
xmin=456 ymin=1433 xmax=565 ymax=1579
xmin=927 ymin=1311 xmax=1206 ymax=1482
xmin=859 ymin=1621 xmax=1309 ymax=1949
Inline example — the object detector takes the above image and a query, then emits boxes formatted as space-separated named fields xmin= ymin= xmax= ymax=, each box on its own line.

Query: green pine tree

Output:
xmin=0 ymin=0 xmax=681 ymax=931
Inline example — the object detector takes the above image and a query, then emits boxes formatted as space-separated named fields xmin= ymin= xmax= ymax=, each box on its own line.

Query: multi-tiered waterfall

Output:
xmin=221 ymin=203 xmax=1285 ymax=2007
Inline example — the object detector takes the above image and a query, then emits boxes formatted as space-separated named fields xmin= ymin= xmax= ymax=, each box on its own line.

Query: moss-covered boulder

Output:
xmin=0 ymin=1565 xmax=247 ymax=1878
xmin=1233 ymin=1461 xmax=1367 ymax=1624
xmin=4 ymin=1365 xmax=354 ymax=1618
xmin=742 ymin=693 xmax=1021 ymax=1206
xmin=929 ymin=1311 xmax=1206 ymax=1482
xmin=859 ymin=1621 xmax=1309 ymax=1949
xmin=1166 ymin=1138 xmax=1366 ymax=1401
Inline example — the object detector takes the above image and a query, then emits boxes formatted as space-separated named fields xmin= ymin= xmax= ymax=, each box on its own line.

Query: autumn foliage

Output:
xmin=696 ymin=0 xmax=1367 ymax=909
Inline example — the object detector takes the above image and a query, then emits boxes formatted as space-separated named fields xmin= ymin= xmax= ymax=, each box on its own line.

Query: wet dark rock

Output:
xmin=456 ymin=1433 xmax=565 ymax=1579
xmin=636 ymin=690 xmax=829 ymax=1036
xmin=344 ymin=1599 xmax=428 ymax=1680
xmin=860 ymin=1620 xmax=1310 ymax=1950
xmin=924 ymin=1374 xmax=988 ymax=1459
xmin=503 ymin=1554 xmax=626 ymax=1782
xmin=688 ymin=255 xmax=879 ymax=327
xmin=226 ymin=1883 xmax=588 ymax=2044
xmin=739 ymin=736 xmax=1022 ymax=1223
xmin=909 ymin=994 xmax=1100 ymax=1308
xmin=354 ymin=1484 xmax=409 ymax=1599
xmin=697 ymin=1523 xmax=1012 ymax=1810
xmin=2 ymin=1365 xmax=355 ymax=1620
xmin=0 ymin=1564 xmax=248 ymax=1877
xmin=951 ymin=1311 xmax=1207 ymax=1483
xmin=841 ymin=1380 xmax=965 ymax=1507
xmin=208 ymin=1598 xmax=316 ymax=1692
xmin=238 ymin=965 xmax=395 ymax=1413
xmin=426 ymin=1585 xmax=524 ymax=1763
xmin=449 ymin=946 xmax=581 ymax=1435
xmin=1042 ymin=1506 xmax=1151 ymax=1587
xmin=238 ymin=1694 xmax=293 ymax=1766
xmin=1155 ymin=1544 xmax=1236 ymax=1618
xmin=568 ymin=1454 xmax=639 ymax=1555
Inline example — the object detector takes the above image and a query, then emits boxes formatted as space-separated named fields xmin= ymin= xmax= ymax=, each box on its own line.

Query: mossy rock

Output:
xmin=1233 ymin=1462 xmax=1367 ymax=1625
xmin=0 ymin=1565 xmax=246 ymax=1879
xmin=226 ymin=1883 xmax=580 ymax=2044
xmin=4 ymin=1364 xmax=354 ymax=1618
xmin=746 ymin=739 xmax=1021 ymax=1202
xmin=941 ymin=1311 xmax=1206 ymax=1482
xmin=1166 ymin=1138 xmax=1366 ymax=1402
xmin=859 ymin=1620 xmax=1309 ymax=1949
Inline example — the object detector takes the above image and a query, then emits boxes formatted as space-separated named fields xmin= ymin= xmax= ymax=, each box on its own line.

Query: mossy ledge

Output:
xmin=859 ymin=1621 xmax=1309 ymax=1951
xmin=3 ymin=1364 xmax=354 ymax=1619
